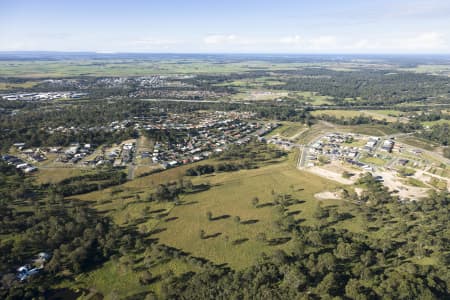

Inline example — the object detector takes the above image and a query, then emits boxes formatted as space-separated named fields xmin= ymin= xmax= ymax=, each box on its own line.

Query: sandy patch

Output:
xmin=314 ymin=191 xmax=341 ymax=200
xmin=307 ymin=166 xmax=353 ymax=185
xmin=373 ymin=170 xmax=430 ymax=200
xmin=354 ymin=187 xmax=364 ymax=197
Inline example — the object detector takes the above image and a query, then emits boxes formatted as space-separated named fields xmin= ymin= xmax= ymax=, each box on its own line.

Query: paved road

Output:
xmin=127 ymin=138 xmax=140 ymax=180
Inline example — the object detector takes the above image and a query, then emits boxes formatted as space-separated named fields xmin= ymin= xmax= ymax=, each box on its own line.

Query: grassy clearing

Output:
xmin=72 ymin=256 xmax=201 ymax=299
xmin=338 ymin=124 xmax=399 ymax=136
xmin=0 ymin=81 xmax=38 ymax=90
xmin=399 ymin=136 xmax=440 ymax=151
xmin=360 ymin=156 xmax=386 ymax=166
xmin=293 ymin=91 xmax=333 ymax=105
xmin=406 ymin=178 xmax=429 ymax=188
xmin=311 ymin=109 xmax=399 ymax=122
xmin=33 ymin=167 xmax=94 ymax=184
xmin=366 ymin=110 xmax=405 ymax=117
xmin=421 ymin=119 xmax=450 ymax=127
xmin=295 ymin=122 xmax=336 ymax=144
xmin=279 ymin=123 xmax=306 ymax=138
xmin=0 ymin=60 xmax=308 ymax=77
xmin=72 ymin=154 xmax=341 ymax=270
xmin=153 ymin=160 xmax=340 ymax=270
xmin=266 ymin=122 xmax=306 ymax=138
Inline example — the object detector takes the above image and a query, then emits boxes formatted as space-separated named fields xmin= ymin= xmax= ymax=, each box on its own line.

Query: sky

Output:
xmin=1 ymin=0 xmax=450 ymax=53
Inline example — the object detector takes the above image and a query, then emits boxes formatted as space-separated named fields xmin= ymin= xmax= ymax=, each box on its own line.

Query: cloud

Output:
xmin=131 ymin=38 xmax=180 ymax=46
xmin=280 ymin=35 xmax=303 ymax=45
xmin=401 ymin=32 xmax=447 ymax=50
xmin=309 ymin=36 xmax=338 ymax=49
xmin=280 ymin=35 xmax=337 ymax=50
xmin=278 ymin=32 xmax=448 ymax=53
xmin=127 ymin=38 xmax=181 ymax=51
xmin=203 ymin=34 xmax=238 ymax=45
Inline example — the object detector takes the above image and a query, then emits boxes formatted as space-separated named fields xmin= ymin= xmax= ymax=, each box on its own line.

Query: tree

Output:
xmin=140 ymin=271 xmax=153 ymax=285
xmin=252 ymin=197 xmax=259 ymax=207
xmin=234 ymin=216 xmax=241 ymax=224
xmin=317 ymin=252 xmax=337 ymax=273
xmin=345 ymin=279 xmax=368 ymax=300
xmin=316 ymin=272 xmax=339 ymax=296
xmin=206 ymin=211 xmax=213 ymax=221
xmin=313 ymin=202 xmax=328 ymax=219
xmin=342 ymin=171 xmax=352 ymax=178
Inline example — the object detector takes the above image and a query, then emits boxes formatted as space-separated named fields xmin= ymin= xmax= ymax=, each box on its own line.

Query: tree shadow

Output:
xmin=164 ymin=216 xmax=178 ymax=222
xmin=203 ymin=232 xmax=222 ymax=239
xmin=211 ymin=214 xmax=230 ymax=221
xmin=241 ymin=219 xmax=259 ymax=225
xmin=339 ymin=212 xmax=354 ymax=221
xmin=148 ymin=227 xmax=167 ymax=235
xmin=287 ymin=210 xmax=301 ymax=216
xmin=149 ymin=208 xmax=166 ymax=214
xmin=257 ymin=202 xmax=275 ymax=208
xmin=267 ymin=237 xmax=291 ymax=246
xmin=157 ymin=212 xmax=170 ymax=218
xmin=232 ymin=238 xmax=249 ymax=245
xmin=185 ymin=183 xmax=211 ymax=194
xmin=126 ymin=291 xmax=153 ymax=300
xmin=180 ymin=200 xmax=198 ymax=206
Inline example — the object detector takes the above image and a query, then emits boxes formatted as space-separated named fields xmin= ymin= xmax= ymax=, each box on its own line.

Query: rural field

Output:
xmin=57 ymin=154 xmax=353 ymax=297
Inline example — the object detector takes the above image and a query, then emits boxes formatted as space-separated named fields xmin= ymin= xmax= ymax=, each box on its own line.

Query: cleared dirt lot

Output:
xmin=314 ymin=190 xmax=341 ymax=200
xmin=303 ymin=161 xmax=362 ymax=185
xmin=373 ymin=170 xmax=430 ymax=200
xmin=306 ymin=166 xmax=354 ymax=185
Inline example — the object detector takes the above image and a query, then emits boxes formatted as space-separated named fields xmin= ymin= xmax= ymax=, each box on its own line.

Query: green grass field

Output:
xmin=338 ymin=124 xmax=399 ymax=136
xmin=360 ymin=156 xmax=387 ymax=166
xmin=153 ymin=161 xmax=340 ymax=269
xmin=33 ymin=167 xmax=94 ymax=184
xmin=398 ymin=136 xmax=440 ymax=151
xmin=421 ymin=119 xmax=450 ymax=127
xmin=311 ymin=109 xmax=400 ymax=122
xmin=0 ymin=60 xmax=309 ymax=77
xmin=0 ymin=81 xmax=39 ymax=90
xmin=60 ymin=155 xmax=354 ymax=297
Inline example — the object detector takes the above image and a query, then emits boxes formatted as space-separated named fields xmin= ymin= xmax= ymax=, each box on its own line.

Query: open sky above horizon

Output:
xmin=1 ymin=0 xmax=450 ymax=54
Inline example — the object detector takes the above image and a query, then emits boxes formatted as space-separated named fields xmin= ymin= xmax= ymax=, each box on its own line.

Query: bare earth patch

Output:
xmin=374 ymin=170 xmax=430 ymax=200
xmin=306 ymin=166 xmax=354 ymax=185
xmin=314 ymin=191 xmax=341 ymax=200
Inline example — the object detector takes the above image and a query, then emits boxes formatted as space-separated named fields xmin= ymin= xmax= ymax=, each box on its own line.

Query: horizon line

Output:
xmin=1 ymin=50 xmax=450 ymax=56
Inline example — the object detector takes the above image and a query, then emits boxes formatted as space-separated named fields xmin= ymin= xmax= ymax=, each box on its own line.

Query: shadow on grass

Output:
xmin=149 ymin=208 xmax=166 ymax=214
xmin=148 ymin=227 xmax=167 ymax=235
xmin=295 ymin=218 xmax=306 ymax=224
xmin=158 ymin=212 xmax=170 ymax=218
xmin=211 ymin=214 xmax=230 ymax=221
xmin=232 ymin=238 xmax=249 ymax=245
xmin=185 ymin=183 xmax=211 ymax=194
xmin=180 ymin=200 xmax=199 ymax=206
xmin=256 ymin=202 xmax=275 ymax=208
xmin=241 ymin=219 xmax=259 ymax=225
xmin=165 ymin=216 xmax=178 ymax=222
xmin=287 ymin=210 xmax=301 ymax=216
xmin=267 ymin=237 xmax=291 ymax=246
xmin=203 ymin=232 xmax=222 ymax=239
